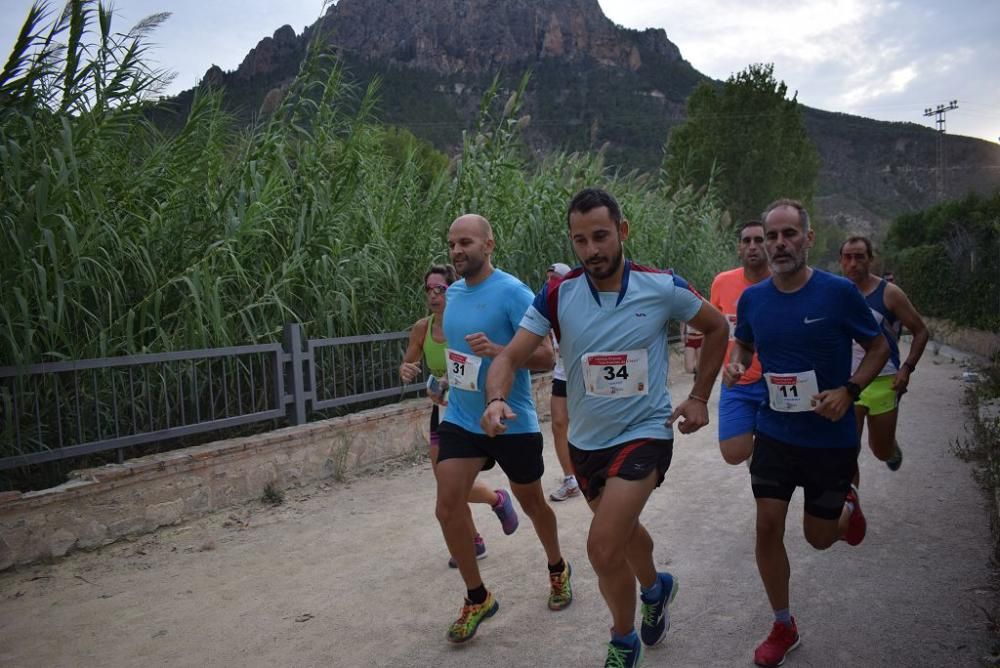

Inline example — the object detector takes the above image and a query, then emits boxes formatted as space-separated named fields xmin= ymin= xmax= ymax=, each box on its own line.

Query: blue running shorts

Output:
xmin=718 ymin=379 xmax=767 ymax=441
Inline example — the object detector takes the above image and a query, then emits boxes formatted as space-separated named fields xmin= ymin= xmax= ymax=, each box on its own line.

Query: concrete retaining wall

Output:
xmin=925 ymin=317 xmax=1000 ymax=360
xmin=0 ymin=376 xmax=553 ymax=570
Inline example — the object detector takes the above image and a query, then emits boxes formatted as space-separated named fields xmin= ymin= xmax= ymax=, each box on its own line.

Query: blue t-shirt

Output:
xmin=520 ymin=261 xmax=703 ymax=450
xmin=734 ymin=269 xmax=881 ymax=448
xmin=441 ymin=268 xmax=539 ymax=434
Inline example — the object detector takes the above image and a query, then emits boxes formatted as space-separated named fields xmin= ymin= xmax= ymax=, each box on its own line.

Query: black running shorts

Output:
xmin=750 ymin=431 xmax=855 ymax=520
xmin=551 ymin=379 xmax=567 ymax=398
xmin=569 ymin=438 xmax=674 ymax=502
xmin=437 ymin=421 xmax=544 ymax=485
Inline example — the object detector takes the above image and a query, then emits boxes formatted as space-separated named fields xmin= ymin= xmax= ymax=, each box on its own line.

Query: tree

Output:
xmin=664 ymin=63 xmax=820 ymax=225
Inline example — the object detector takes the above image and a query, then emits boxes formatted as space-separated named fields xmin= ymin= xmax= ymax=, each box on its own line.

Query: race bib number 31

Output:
xmin=583 ymin=349 xmax=649 ymax=398
xmin=764 ymin=370 xmax=819 ymax=412
xmin=446 ymin=349 xmax=483 ymax=392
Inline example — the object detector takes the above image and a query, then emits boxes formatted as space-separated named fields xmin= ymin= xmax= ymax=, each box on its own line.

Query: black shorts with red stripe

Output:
xmin=569 ymin=438 xmax=674 ymax=502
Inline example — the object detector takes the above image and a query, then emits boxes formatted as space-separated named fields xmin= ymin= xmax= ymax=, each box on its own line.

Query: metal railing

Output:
xmin=0 ymin=324 xmax=424 ymax=470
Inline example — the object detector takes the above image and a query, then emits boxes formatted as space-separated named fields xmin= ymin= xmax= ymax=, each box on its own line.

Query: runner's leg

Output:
xmin=436 ymin=456 xmax=490 ymax=588
xmin=587 ymin=472 xmax=658 ymax=635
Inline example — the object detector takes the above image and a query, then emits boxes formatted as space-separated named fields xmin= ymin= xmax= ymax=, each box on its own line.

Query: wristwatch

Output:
xmin=844 ymin=381 xmax=862 ymax=400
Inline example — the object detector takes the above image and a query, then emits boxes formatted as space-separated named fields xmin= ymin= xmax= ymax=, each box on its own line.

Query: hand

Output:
xmin=480 ymin=400 xmax=517 ymax=437
xmin=428 ymin=378 xmax=449 ymax=406
xmin=722 ymin=362 xmax=745 ymax=388
xmin=465 ymin=332 xmax=500 ymax=358
xmin=891 ymin=367 xmax=911 ymax=395
xmin=399 ymin=362 xmax=421 ymax=383
xmin=668 ymin=398 xmax=709 ymax=434
xmin=811 ymin=387 xmax=852 ymax=421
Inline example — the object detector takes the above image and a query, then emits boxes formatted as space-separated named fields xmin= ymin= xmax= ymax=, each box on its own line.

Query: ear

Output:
xmin=484 ymin=236 xmax=495 ymax=255
xmin=619 ymin=218 xmax=630 ymax=243
xmin=805 ymin=228 xmax=816 ymax=250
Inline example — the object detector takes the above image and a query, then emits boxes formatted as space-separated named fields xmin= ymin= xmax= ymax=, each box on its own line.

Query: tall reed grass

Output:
xmin=1 ymin=0 xmax=731 ymax=371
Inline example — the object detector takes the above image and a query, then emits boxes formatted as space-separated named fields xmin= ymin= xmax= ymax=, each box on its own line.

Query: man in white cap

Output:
xmin=545 ymin=262 xmax=580 ymax=501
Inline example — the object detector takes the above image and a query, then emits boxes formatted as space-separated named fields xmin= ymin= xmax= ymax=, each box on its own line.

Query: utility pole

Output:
xmin=923 ymin=100 xmax=958 ymax=199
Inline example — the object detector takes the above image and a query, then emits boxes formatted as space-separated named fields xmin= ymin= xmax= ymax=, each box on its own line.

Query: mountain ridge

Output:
xmin=167 ymin=0 xmax=1000 ymax=236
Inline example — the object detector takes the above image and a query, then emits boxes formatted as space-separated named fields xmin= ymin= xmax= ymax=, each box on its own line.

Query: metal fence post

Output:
xmin=283 ymin=323 xmax=307 ymax=425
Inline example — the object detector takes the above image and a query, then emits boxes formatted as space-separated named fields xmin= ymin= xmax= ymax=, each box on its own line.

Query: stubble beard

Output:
xmin=584 ymin=245 xmax=624 ymax=281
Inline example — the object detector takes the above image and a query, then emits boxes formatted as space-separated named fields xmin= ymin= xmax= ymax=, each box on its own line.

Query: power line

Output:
xmin=924 ymin=100 xmax=959 ymax=198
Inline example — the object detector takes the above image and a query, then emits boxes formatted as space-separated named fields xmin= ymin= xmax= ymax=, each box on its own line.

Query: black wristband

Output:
xmin=487 ymin=397 xmax=507 ymax=407
xmin=844 ymin=382 xmax=862 ymax=400
xmin=902 ymin=362 xmax=916 ymax=373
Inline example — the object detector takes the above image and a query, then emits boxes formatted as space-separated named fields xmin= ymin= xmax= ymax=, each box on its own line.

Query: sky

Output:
xmin=1 ymin=0 xmax=997 ymax=143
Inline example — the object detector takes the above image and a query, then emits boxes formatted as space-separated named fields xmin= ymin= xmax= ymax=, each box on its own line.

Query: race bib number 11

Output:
xmin=583 ymin=349 xmax=649 ymax=398
xmin=764 ymin=370 xmax=819 ymax=412
xmin=446 ymin=349 xmax=483 ymax=392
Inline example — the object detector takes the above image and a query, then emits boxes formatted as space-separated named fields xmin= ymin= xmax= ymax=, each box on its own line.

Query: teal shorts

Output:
xmin=856 ymin=375 xmax=899 ymax=416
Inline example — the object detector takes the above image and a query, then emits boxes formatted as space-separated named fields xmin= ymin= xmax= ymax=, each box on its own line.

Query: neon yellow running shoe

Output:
xmin=548 ymin=561 xmax=573 ymax=610
xmin=446 ymin=592 xmax=499 ymax=643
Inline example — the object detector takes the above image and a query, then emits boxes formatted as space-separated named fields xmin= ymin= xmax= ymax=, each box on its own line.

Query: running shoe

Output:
xmin=640 ymin=572 xmax=679 ymax=646
xmin=844 ymin=485 xmax=867 ymax=546
xmin=886 ymin=444 xmax=903 ymax=471
xmin=492 ymin=489 xmax=519 ymax=535
xmin=448 ymin=534 xmax=487 ymax=569
xmin=548 ymin=561 xmax=573 ymax=610
xmin=550 ymin=476 xmax=581 ymax=501
xmin=605 ymin=634 xmax=643 ymax=668
xmin=753 ymin=618 xmax=800 ymax=667
xmin=446 ymin=592 xmax=499 ymax=643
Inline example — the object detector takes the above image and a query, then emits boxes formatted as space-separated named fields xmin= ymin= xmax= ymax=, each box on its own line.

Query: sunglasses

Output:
xmin=424 ymin=285 xmax=448 ymax=295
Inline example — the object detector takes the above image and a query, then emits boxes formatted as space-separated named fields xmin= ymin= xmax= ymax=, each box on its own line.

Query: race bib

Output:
xmin=724 ymin=313 xmax=738 ymax=340
xmin=446 ymin=349 xmax=483 ymax=392
xmin=764 ymin=370 xmax=819 ymax=412
xmin=583 ymin=349 xmax=649 ymax=398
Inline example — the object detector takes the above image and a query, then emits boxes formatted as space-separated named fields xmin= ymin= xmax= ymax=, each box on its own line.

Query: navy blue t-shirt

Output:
xmin=734 ymin=269 xmax=880 ymax=448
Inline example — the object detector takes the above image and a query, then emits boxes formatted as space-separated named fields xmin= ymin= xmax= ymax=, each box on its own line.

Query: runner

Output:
xmin=398 ymin=264 xmax=511 ymax=568
xmin=839 ymin=236 xmax=929 ymax=475
xmin=436 ymin=214 xmax=571 ymax=645
xmin=710 ymin=220 xmax=770 ymax=465
xmin=724 ymin=199 xmax=889 ymax=668
xmin=545 ymin=262 xmax=581 ymax=502
xmin=481 ymin=188 xmax=728 ymax=668
xmin=681 ymin=323 xmax=703 ymax=377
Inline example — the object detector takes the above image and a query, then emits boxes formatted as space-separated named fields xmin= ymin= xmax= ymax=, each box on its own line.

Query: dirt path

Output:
xmin=0 ymin=345 xmax=995 ymax=667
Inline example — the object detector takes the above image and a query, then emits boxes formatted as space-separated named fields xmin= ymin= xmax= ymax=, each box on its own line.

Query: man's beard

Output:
xmin=583 ymin=244 xmax=624 ymax=281
xmin=458 ymin=254 xmax=485 ymax=278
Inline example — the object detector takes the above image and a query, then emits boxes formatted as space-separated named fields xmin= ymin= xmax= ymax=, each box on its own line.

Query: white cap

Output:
xmin=547 ymin=262 xmax=571 ymax=277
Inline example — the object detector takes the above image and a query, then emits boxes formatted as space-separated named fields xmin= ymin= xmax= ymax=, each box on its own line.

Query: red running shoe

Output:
xmin=754 ymin=618 xmax=800 ymax=667
xmin=844 ymin=485 xmax=867 ymax=546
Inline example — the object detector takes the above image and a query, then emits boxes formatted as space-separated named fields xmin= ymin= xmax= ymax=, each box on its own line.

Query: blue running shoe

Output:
xmin=605 ymin=633 xmax=643 ymax=667
xmin=640 ymin=572 xmax=679 ymax=646
xmin=492 ymin=489 xmax=519 ymax=535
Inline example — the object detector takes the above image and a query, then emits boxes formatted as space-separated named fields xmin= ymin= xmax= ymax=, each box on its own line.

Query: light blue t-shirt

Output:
xmin=441 ymin=268 xmax=540 ymax=435
xmin=520 ymin=261 xmax=703 ymax=450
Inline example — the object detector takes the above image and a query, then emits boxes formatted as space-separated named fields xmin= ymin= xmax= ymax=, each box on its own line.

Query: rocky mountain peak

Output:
xmin=236 ymin=24 xmax=302 ymax=80
xmin=317 ymin=0 xmax=682 ymax=74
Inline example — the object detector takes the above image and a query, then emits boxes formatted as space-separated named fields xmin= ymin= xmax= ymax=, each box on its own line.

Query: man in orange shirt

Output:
xmin=710 ymin=220 xmax=771 ymax=464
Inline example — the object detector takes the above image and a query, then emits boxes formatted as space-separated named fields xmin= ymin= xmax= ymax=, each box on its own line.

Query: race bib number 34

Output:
xmin=446 ymin=349 xmax=483 ymax=392
xmin=583 ymin=349 xmax=649 ymax=398
xmin=764 ymin=370 xmax=819 ymax=412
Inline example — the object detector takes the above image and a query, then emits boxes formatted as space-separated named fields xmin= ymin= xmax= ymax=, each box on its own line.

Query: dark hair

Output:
xmin=761 ymin=199 xmax=810 ymax=232
xmin=424 ymin=264 xmax=458 ymax=285
xmin=737 ymin=219 xmax=764 ymax=238
xmin=839 ymin=235 xmax=873 ymax=258
xmin=567 ymin=188 xmax=622 ymax=227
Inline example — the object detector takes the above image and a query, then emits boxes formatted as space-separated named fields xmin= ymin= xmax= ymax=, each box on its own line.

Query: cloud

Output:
xmin=600 ymin=0 xmax=1000 ymax=141
xmin=841 ymin=64 xmax=918 ymax=108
